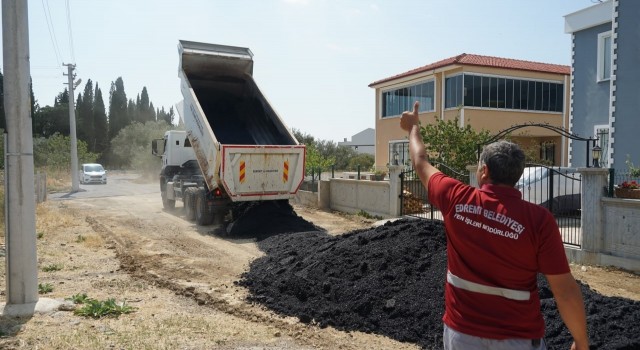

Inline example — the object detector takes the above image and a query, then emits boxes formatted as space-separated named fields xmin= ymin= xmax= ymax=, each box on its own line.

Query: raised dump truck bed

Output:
xmin=152 ymin=41 xmax=305 ymax=225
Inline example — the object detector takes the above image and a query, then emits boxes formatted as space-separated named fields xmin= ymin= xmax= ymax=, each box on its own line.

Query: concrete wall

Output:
xmin=294 ymin=165 xmax=640 ymax=272
xmin=329 ymin=179 xmax=390 ymax=218
xmin=564 ymin=168 xmax=640 ymax=272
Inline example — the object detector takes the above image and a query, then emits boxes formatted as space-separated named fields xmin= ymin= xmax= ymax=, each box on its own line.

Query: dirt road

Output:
xmin=33 ymin=173 xmax=413 ymax=349
xmin=2 ymin=173 xmax=637 ymax=349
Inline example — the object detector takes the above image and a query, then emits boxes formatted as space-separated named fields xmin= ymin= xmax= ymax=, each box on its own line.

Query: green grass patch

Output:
xmin=66 ymin=293 xmax=90 ymax=304
xmin=356 ymin=210 xmax=383 ymax=220
xmin=75 ymin=235 xmax=86 ymax=243
xmin=38 ymin=283 xmax=54 ymax=294
xmin=37 ymin=231 xmax=44 ymax=239
xmin=42 ymin=263 xmax=64 ymax=272
xmin=74 ymin=298 xmax=137 ymax=319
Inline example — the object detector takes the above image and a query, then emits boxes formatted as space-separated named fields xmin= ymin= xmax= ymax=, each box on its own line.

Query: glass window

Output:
xmin=473 ymin=75 xmax=482 ymax=107
xmin=597 ymin=31 xmax=612 ymax=81
xmin=528 ymin=81 xmax=536 ymax=110
xmin=549 ymin=83 xmax=557 ymax=112
xmin=535 ymin=82 xmax=544 ymax=111
xmin=506 ymin=79 xmax=514 ymax=109
xmin=520 ymin=80 xmax=529 ymax=110
xmin=490 ymin=77 xmax=498 ymax=108
xmin=458 ymin=74 xmax=563 ymax=113
xmin=513 ymin=80 xmax=521 ymax=109
xmin=497 ymin=78 xmax=506 ymax=108
xmin=463 ymin=74 xmax=473 ymax=107
xmin=555 ymin=83 xmax=563 ymax=112
xmin=381 ymin=80 xmax=435 ymax=118
xmin=481 ymin=76 xmax=490 ymax=108
xmin=445 ymin=75 xmax=463 ymax=109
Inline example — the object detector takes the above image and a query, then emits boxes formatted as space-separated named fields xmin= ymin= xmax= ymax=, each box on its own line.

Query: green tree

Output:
xmin=347 ymin=153 xmax=375 ymax=171
xmin=420 ymin=114 xmax=491 ymax=181
xmin=93 ymin=84 xmax=109 ymax=156
xmin=33 ymin=133 xmax=98 ymax=171
xmin=110 ymin=120 xmax=172 ymax=175
xmin=108 ymin=77 xmax=129 ymax=142
xmin=157 ymin=106 xmax=175 ymax=125
xmin=77 ymin=79 xmax=95 ymax=149
xmin=305 ymin=143 xmax=335 ymax=180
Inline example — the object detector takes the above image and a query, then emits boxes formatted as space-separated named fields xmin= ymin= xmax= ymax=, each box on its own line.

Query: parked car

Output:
xmin=79 ymin=163 xmax=107 ymax=184
xmin=516 ymin=166 xmax=581 ymax=215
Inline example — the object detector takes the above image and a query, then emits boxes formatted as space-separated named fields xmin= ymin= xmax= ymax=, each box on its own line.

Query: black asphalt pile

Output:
xmin=238 ymin=218 xmax=640 ymax=350
xmin=227 ymin=200 xmax=323 ymax=239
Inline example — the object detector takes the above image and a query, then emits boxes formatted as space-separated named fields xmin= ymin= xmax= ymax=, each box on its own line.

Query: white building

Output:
xmin=338 ymin=128 xmax=375 ymax=155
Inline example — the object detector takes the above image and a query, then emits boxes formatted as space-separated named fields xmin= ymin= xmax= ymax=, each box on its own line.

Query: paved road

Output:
xmin=49 ymin=172 xmax=159 ymax=201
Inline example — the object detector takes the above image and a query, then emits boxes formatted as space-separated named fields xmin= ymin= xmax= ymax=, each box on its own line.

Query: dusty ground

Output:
xmin=0 ymin=174 xmax=638 ymax=349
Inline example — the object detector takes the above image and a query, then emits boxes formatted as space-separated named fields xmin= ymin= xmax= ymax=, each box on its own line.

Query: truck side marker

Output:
xmin=240 ymin=161 xmax=246 ymax=183
xmin=283 ymin=161 xmax=289 ymax=183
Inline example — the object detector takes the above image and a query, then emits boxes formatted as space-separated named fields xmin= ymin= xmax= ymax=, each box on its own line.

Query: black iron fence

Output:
xmin=400 ymin=164 xmax=583 ymax=247
xmin=608 ymin=168 xmax=640 ymax=198
xmin=400 ymin=162 xmax=468 ymax=220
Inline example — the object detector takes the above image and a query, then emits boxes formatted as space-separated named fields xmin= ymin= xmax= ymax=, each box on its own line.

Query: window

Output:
xmin=451 ymin=74 xmax=563 ymax=112
xmin=594 ymin=125 xmax=609 ymax=167
xmin=381 ymin=80 xmax=435 ymax=118
xmin=389 ymin=141 xmax=409 ymax=167
xmin=445 ymin=75 xmax=463 ymax=108
xmin=597 ymin=31 xmax=612 ymax=82
xmin=540 ymin=142 xmax=555 ymax=164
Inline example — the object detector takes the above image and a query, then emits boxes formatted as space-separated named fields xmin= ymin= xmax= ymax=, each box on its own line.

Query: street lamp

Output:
xmin=592 ymin=145 xmax=602 ymax=168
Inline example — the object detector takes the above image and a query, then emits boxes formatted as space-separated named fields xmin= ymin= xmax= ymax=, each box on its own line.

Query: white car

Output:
xmin=516 ymin=166 xmax=581 ymax=214
xmin=79 ymin=163 xmax=107 ymax=184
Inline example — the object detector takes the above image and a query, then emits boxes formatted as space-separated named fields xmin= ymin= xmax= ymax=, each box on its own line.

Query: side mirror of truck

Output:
xmin=151 ymin=139 xmax=165 ymax=157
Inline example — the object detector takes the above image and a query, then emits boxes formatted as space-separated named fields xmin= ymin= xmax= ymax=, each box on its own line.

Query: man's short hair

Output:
xmin=479 ymin=141 xmax=526 ymax=186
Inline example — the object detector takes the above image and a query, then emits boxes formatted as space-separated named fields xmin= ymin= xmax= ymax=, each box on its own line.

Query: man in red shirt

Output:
xmin=400 ymin=101 xmax=589 ymax=350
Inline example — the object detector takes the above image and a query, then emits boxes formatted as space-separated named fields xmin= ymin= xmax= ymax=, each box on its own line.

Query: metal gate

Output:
xmin=400 ymin=162 xmax=468 ymax=220
xmin=400 ymin=163 xmax=582 ymax=247
xmin=518 ymin=164 xmax=582 ymax=247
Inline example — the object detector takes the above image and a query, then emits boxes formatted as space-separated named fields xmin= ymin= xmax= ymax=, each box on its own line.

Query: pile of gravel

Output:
xmin=238 ymin=218 xmax=640 ymax=349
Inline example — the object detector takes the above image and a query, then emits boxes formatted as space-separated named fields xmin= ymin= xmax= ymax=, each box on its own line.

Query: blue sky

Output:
xmin=3 ymin=0 xmax=595 ymax=143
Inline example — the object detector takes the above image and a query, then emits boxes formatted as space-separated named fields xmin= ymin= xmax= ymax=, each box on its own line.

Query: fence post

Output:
xmin=331 ymin=165 xmax=335 ymax=179
xmin=388 ymin=165 xmax=403 ymax=216
xmin=573 ymin=168 xmax=609 ymax=264
xmin=357 ymin=165 xmax=361 ymax=180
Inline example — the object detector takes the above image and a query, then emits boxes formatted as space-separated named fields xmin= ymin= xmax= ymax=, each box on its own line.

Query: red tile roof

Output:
xmin=369 ymin=53 xmax=571 ymax=87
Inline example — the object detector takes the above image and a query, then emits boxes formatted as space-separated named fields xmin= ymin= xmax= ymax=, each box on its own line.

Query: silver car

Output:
xmin=79 ymin=163 xmax=107 ymax=184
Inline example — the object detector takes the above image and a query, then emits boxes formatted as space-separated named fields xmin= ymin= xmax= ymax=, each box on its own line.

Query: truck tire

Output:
xmin=184 ymin=187 xmax=198 ymax=221
xmin=162 ymin=192 xmax=176 ymax=210
xmin=195 ymin=189 xmax=214 ymax=226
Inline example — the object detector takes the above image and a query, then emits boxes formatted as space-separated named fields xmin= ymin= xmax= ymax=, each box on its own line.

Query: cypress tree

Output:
xmin=108 ymin=77 xmax=128 ymax=141
xmin=93 ymin=84 xmax=109 ymax=154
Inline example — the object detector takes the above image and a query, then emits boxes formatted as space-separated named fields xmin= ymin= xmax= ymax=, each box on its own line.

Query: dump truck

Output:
xmin=151 ymin=40 xmax=305 ymax=226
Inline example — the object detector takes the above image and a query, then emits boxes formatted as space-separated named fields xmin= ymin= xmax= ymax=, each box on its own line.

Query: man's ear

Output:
xmin=479 ymin=164 xmax=491 ymax=183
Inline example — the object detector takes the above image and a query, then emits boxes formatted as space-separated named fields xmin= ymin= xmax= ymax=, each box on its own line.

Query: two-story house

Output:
xmin=369 ymin=54 xmax=571 ymax=170
xmin=565 ymin=0 xmax=639 ymax=170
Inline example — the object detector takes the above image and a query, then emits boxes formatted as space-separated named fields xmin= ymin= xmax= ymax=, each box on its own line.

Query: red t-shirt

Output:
xmin=428 ymin=172 xmax=570 ymax=339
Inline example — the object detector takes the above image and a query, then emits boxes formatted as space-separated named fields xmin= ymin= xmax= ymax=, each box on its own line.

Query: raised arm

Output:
xmin=400 ymin=101 xmax=440 ymax=189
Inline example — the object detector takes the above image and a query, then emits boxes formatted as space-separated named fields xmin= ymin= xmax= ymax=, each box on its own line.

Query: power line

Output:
xmin=41 ymin=0 xmax=63 ymax=69
xmin=65 ymin=0 xmax=76 ymax=62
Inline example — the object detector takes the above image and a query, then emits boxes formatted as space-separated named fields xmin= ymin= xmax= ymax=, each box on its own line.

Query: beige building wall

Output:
xmin=373 ymin=66 xmax=571 ymax=169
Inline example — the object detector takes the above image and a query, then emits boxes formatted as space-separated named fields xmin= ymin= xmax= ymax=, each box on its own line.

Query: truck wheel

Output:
xmin=162 ymin=192 xmax=176 ymax=210
xmin=184 ymin=188 xmax=197 ymax=221
xmin=195 ymin=189 xmax=214 ymax=225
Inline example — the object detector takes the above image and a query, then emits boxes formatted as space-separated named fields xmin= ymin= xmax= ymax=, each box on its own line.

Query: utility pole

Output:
xmin=2 ymin=0 xmax=39 ymax=311
xmin=63 ymin=63 xmax=80 ymax=192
